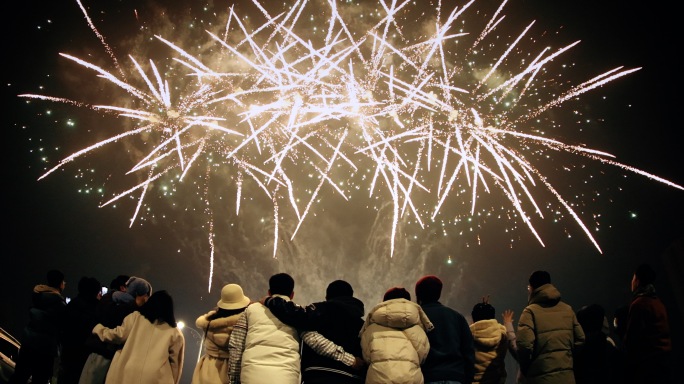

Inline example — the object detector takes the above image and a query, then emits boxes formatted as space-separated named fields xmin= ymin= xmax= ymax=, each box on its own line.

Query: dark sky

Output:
xmin=3 ymin=1 xmax=683 ymax=382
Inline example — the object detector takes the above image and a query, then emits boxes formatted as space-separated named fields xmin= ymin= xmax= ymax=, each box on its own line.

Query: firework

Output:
xmin=21 ymin=0 xmax=683 ymax=289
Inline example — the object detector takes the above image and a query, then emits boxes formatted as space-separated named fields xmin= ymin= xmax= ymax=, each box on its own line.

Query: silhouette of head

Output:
xmin=269 ymin=273 xmax=295 ymax=296
xmin=528 ymin=270 xmax=551 ymax=290
xmin=415 ymin=275 xmax=442 ymax=303
xmin=47 ymin=269 xmax=65 ymax=290
xmin=326 ymin=280 xmax=353 ymax=300
xmin=472 ymin=297 xmax=495 ymax=322
xmin=577 ymin=303 xmax=605 ymax=334
xmin=383 ymin=286 xmax=411 ymax=301
xmin=635 ymin=263 xmax=656 ymax=285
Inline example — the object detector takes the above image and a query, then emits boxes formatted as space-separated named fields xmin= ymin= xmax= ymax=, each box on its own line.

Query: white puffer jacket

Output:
xmin=360 ymin=298 xmax=434 ymax=384
xmin=240 ymin=295 xmax=300 ymax=384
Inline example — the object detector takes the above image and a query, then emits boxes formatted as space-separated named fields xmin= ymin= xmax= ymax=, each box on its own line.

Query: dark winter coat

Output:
xmin=59 ymin=294 xmax=100 ymax=384
xmin=419 ymin=301 xmax=475 ymax=384
xmin=516 ymin=283 xmax=585 ymax=384
xmin=265 ymin=295 xmax=367 ymax=383
xmin=573 ymin=330 xmax=626 ymax=384
xmin=623 ymin=285 xmax=672 ymax=384
xmin=83 ymin=291 xmax=138 ymax=358
xmin=21 ymin=284 xmax=66 ymax=356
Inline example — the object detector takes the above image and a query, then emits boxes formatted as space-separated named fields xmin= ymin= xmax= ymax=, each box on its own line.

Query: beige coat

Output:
xmin=470 ymin=319 xmax=508 ymax=384
xmin=93 ymin=311 xmax=185 ymax=384
xmin=191 ymin=310 xmax=242 ymax=384
xmin=360 ymin=298 xmax=433 ymax=384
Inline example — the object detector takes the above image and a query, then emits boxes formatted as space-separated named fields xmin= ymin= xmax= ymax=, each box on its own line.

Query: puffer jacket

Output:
xmin=360 ymin=298 xmax=434 ymax=384
xmin=191 ymin=309 xmax=244 ymax=384
xmin=517 ymin=284 xmax=585 ymax=384
xmin=239 ymin=295 xmax=300 ymax=384
xmin=470 ymin=319 xmax=508 ymax=384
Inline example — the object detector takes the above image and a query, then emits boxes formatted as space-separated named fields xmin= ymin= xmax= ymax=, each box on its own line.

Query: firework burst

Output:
xmin=21 ymin=0 xmax=683 ymax=289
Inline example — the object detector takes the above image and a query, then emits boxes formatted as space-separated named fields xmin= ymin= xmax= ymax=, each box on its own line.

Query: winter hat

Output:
xmin=326 ymin=280 xmax=353 ymax=299
xmin=126 ymin=276 xmax=152 ymax=298
xmin=415 ymin=275 xmax=442 ymax=303
xmin=383 ymin=286 xmax=411 ymax=301
xmin=528 ymin=270 xmax=551 ymax=290
xmin=217 ymin=284 xmax=251 ymax=310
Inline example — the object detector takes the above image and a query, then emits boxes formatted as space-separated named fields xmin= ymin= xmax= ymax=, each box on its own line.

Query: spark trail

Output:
xmin=21 ymin=0 xmax=684 ymax=286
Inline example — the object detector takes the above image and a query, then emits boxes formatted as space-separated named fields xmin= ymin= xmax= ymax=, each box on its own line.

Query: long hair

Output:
xmin=139 ymin=290 xmax=177 ymax=327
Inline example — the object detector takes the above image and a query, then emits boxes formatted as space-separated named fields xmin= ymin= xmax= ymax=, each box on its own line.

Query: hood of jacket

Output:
xmin=470 ymin=319 xmax=506 ymax=348
xmin=528 ymin=283 xmax=561 ymax=306
xmin=364 ymin=298 xmax=433 ymax=332
xmin=32 ymin=284 xmax=65 ymax=308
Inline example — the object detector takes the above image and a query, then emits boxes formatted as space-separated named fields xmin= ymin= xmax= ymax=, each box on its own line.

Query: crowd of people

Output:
xmin=7 ymin=263 xmax=673 ymax=384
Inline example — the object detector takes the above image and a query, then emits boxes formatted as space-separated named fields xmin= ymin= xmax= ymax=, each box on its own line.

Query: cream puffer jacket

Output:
xmin=360 ymin=298 xmax=434 ymax=384
xmin=470 ymin=319 xmax=508 ymax=384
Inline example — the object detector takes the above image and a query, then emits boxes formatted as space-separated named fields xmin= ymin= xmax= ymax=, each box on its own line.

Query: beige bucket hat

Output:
xmin=217 ymin=284 xmax=251 ymax=310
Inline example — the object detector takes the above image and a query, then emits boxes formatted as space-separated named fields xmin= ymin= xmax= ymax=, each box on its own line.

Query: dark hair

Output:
xmin=139 ymin=290 xmax=177 ymax=327
xmin=326 ymin=280 xmax=353 ymax=299
xmin=78 ymin=276 xmax=102 ymax=298
xmin=415 ymin=275 xmax=442 ymax=303
xmin=47 ymin=269 xmax=65 ymax=289
xmin=269 ymin=273 xmax=295 ymax=296
xmin=472 ymin=297 xmax=495 ymax=322
xmin=109 ymin=275 xmax=131 ymax=290
xmin=529 ymin=270 xmax=551 ymax=290
xmin=208 ymin=307 xmax=247 ymax=320
xmin=383 ymin=287 xmax=411 ymax=301
xmin=577 ymin=304 xmax=605 ymax=334
xmin=635 ymin=263 xmax=656 ymax=285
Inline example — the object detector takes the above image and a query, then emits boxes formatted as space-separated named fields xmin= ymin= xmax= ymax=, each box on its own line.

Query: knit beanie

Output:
xmin=126 ymin=276 xmax=152 ymax=298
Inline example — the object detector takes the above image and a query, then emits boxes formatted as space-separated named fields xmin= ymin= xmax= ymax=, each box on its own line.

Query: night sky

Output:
xmin=3 ymin=1 xmax=683 ymax=382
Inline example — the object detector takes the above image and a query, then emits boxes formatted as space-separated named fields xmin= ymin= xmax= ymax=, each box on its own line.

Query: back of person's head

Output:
xmin=110 ymin=275 xmax=131 ymax=291
xmin=383 ymin=286 xmax=411 ymax=301
xmin=528 ymin=270 xmax=551 ymax=290
xmin=126 ymin=276 xmax=152 ymax=298
xmin=471 ymin=296 xmax=495 ymax=322
xmin=635 ymin=263 xmax=656 ymax=285
xmin=269 ymin=273 xmax=295 ymax=296
xmin=78 ymin=276 xmax=102 ymax=299
xmin=326 ymin=280 xmax=354 ymax=300
xmin=577 ymin=303 xmax=605 ymax=334
xmin=140 ymin=290 xmax=177 ymax=327
xmin=415 ymin=275 xmax=442 ymax=303
xmin=47 ymin=269 xmax=65 ymax=289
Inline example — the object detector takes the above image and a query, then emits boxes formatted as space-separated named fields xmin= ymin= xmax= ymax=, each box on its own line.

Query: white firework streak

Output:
xmin=21 ymin=0 xmax=684 ymax=289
